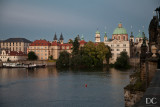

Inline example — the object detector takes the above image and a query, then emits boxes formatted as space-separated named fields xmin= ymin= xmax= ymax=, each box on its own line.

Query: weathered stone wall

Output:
xmin=0 ymin=62 xmax=2 ymax=67
xmin=141 ymin=59 xmax=158 ymax=83
xmin=129 ymin=58 xmax=140 ymax=66
xmin=124 ymin=89 xmax=144 ymax=107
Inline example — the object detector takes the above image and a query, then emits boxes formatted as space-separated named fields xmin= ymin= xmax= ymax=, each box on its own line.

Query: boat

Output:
xmin=2 ymin=63 xmax=45 ymax=68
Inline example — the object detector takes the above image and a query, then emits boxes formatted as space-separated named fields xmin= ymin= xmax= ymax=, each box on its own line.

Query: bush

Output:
xmin=115 ymin=51 xmax=130 ymax=69
xmin=56 ymin=51 xmax=70 ymax=68
xmin=28 ymin=51 xmax=38 ymax=60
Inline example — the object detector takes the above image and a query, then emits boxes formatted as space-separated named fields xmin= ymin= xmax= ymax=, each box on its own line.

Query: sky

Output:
xmin=0 ymin=0 xmax=160 ymax=42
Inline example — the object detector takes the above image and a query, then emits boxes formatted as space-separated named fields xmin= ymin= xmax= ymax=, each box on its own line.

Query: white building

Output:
xmin=0 ymin=49 xmax=27 ymax=62
xmin=104 ymin=23 xmax=130 ymax=63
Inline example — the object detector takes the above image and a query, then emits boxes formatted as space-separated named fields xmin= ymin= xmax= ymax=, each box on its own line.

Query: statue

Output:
xmin=149 ymin=16 xmax=158 ymax=44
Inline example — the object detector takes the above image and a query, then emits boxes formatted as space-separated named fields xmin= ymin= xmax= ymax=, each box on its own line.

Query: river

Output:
xmin=0 ymin=67 xmax=132 ymax=107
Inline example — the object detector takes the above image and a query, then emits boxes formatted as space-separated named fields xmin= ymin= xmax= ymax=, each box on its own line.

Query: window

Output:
xmin=112 ymin=53 xmax=114 ymax=56
xmin=111 ymin=49 xmax=114 ymax=51
xmin=41 ymin=53 xmax=43 ymax=56
xmin=41 ymin=50 xmax=43 ymax=52
xmin=45 ymin=54 xmax=47 ymax=56
xmin=34 ymin=47 xmax=36 ymax=49
xmin=19 ymin=42 xmax=21 ymax=46
xmin=123 ymin=49 xmax=126 ymax=51
xmin=62 ymin=46 xmax=65 ymax=49
xmin=41 ymin=47 xmax=43 ymax=49
xmin=41 ymin=57 xmax=43 ymax=60
xmin=45 ymin=47 xmax=47 ymax=49
xmin=111 ymin=44 xmax=114 ymax=47
xmin=117 ymin=49 xmax=120 ymax=51
xmin=38 ymin=50 xmax=39 ymax=52
xmin=67 ymin=46 xmax=69 ymax=49
xmin=10 ymin=43 xmax=11 ymax=46
xmin=45 ymin=50 xmax=47 ymax=52
xmin=45 ymin=57 xmax=47 ymax=59
xmin=117 ymin=44 xmax=119 ymax=47
xmin=123 ymin=44 xmax=126 ymax=47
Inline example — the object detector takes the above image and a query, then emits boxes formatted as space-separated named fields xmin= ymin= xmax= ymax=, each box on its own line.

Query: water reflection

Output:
xmin=0 ymin=67 xmax=132 ymax=107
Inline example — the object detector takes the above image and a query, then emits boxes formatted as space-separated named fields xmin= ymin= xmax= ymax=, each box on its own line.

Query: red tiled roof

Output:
xmin=30 ymin=40 xmax=51 ymax=46
xmin=79 ymin=40 xmax=87 ymax=45
xmin=51 ymin=41 xmax=60 ymax=46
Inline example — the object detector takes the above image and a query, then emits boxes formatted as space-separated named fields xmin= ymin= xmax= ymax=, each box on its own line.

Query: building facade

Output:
xmin=0 ymin=38 xmax=32 ymax=54
xmin=104 ymin=23 xmax=130 ymax=63
xmin=129 ymin=31 xmax=149 ymax=58
xmin=28 ymin=34 xmax=86 ymax=60
xmin=0 ymin=49 xmax=27 ymax=62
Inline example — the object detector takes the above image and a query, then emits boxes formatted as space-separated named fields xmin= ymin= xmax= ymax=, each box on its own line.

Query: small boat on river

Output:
xmin=2 ymin=63 xmax=46 ymax=69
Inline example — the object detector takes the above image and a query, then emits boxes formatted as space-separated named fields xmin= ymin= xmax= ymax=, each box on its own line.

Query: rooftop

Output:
xmin=3 ymin=38 xmax=32 ymax=43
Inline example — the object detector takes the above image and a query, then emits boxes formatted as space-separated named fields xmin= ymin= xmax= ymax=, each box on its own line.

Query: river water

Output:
xmin=0 ymin=67 xmax=132 ymax=107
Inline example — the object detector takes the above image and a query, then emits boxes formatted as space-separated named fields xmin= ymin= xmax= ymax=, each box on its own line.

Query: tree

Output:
xmin=28 ymin=51 xmax=38 ymax=60
xmin=83 ymin=41 xmax=97 ymax=66
xmin=48 ymin=55 xmax=53 ymax=60
xmin=105 ymin=45 xmax=112 ymax=69
xmin=96 ymin=42 xmax=108 ymax=61
xmin=56 ymin=51 xmax=70 ymax=68
xmin=72 ymin=37 xmax=80 ymax=55
xmin=114 ymin=51 xmax=130 ymax=69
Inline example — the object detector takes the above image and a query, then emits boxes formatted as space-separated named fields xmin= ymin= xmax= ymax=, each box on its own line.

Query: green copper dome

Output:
xmin=136 ymin=32 xmax=143 ymax=38
xmin=96 ymin=30 xmax=100 ymax=34
xmin=104 ymin=32 xmax=107 ymax=37
xmin=113 ymin=23 xmax=127 ymax=35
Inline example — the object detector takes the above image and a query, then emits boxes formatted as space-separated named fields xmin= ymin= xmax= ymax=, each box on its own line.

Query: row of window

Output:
xmin=37 ymin=53 xmax=48 ymax=56
xmin=30 ymin=47 xmax=48 ymax=49
xmin=0 ymin=56 xmax=16 ymax=58
xmin=31 ymin=50 xmax=47 ymax=52
xmin=2 ymin=42 xmax=23 ymax=46
xmin=111 ymin=49 xmax=126 ymax=51
xmin=111 ymin=44 xmax=127 ymax=47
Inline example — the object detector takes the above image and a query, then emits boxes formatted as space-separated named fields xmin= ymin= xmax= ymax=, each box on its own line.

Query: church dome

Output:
xmin=113 ymin=23 xmax=127 ymax=35
xmin=96 ymin=30 xmax=100 ymax=34
xmin=136 ymin=32 xmax=143 ymax=38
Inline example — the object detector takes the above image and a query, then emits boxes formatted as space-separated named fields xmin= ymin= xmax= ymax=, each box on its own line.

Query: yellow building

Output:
xmin=0 ymin=38 xmax=31 ymax=54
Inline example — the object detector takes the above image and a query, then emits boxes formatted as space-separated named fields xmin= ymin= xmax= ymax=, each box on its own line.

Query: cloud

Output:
xmin=0 ymin=3 xmax=96 ymax=29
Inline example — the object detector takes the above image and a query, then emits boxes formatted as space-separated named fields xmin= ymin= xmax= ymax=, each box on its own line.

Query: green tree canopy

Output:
xmin=56 ymin=51 xmax=70 ymax=68
xmin=72 ymin=37 xmax=80 ymax=55
xmin=115 ymin=51 xmax=130 ymax=69
xmin=28 ymin=51 xmax=38 ymax=60
xmin=96 ymin=42 xmax=108 ymax=61
xmin=105 ymin=45 xmax=112 ymax=69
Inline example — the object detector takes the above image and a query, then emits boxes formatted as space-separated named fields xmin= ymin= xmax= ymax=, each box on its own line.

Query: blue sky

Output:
xmin=0 ymin=0 xmax=159 ymax=42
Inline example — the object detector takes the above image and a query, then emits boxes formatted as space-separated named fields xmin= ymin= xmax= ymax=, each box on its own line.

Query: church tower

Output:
xmin=53 ymin=33 xmax=57 ymax=42
xmin=130 ymin=32 xmax=134 ymax=43
xmin=104 ymin=32 xmax=107 ymax=43
xmin=95 ymin=29 xmax=100 ymax=43
xmin=59 ymin=33 xmax=64 ymax=44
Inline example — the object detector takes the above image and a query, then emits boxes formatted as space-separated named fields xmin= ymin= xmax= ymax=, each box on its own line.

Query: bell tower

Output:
xmin=104 ymin=32 xmax=107 ymax=43
xmin=95 ymin=29 xmax=100 ymax=43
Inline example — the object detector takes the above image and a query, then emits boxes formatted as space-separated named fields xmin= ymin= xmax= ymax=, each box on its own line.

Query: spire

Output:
xmin=77 ymin=35 xmax=80 ymax=41
xmin=104 ymin=32 xmax=107 ymax=37
xmin=141 ymin=32 xmax=147 ymax=46
xmin=53 ymin=33 xmax=57 ymax=40
xmin=81 ymin=34 xmax=84 ymax=40
xmin=130 ymin=32 xmax=134 ymax=37
xmin=59 ymin=33 xmax=64 ymax=40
